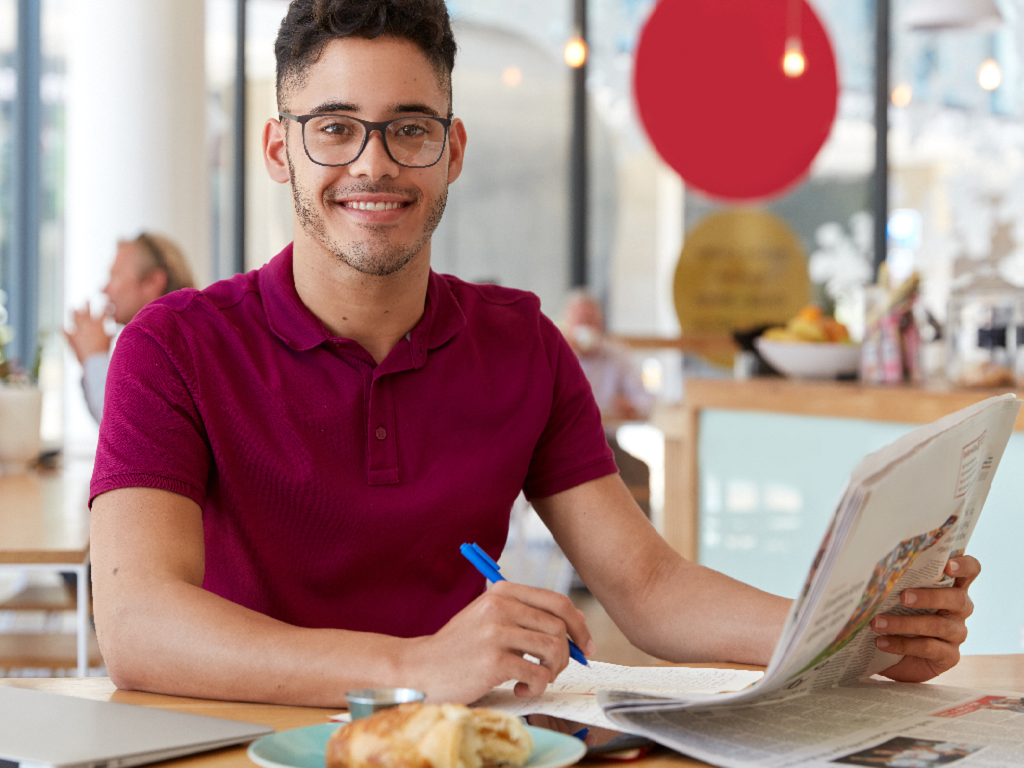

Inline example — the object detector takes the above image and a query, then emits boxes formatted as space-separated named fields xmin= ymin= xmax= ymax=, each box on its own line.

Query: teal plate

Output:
xmin=248 ymin=723 xmax=586 ymax=768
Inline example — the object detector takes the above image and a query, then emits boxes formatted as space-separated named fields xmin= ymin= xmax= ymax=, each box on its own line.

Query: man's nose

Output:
xmin=348 ymin=130 xmax=400 ymax=179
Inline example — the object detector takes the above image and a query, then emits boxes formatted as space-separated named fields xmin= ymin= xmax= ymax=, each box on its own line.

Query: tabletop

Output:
xmin=2 ymin=656 xmax=1021 ymax=768
xmin=0 ymin=461 xmax=92 ymax=564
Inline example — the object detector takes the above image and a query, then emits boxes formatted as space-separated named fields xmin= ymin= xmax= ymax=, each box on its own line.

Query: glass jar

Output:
xmin=946 ymin=290 xmax=1020 ymax=388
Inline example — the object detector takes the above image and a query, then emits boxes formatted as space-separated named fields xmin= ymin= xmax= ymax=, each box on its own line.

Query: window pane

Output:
xmin=39 ymin=0 xmax=66 ymax=442
xmin=0 ymin=0 xmax=14 ymax=352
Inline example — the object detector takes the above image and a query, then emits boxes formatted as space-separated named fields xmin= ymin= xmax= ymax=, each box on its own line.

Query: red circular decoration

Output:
xmin=634 ymin=0 xmax=838 ymax=201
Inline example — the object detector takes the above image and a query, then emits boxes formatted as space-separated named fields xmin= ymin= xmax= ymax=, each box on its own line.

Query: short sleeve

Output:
xmin=522 ymin=317 xmax=618 ymax=500
xmin=90 ymin=317 xmax=211 ymax=508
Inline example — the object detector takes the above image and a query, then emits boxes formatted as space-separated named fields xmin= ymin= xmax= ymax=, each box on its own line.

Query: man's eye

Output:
xmin=322 ymin=121 xmax=355 ymax=135
xmin=395 ymin=123 xmax=428 ymax=138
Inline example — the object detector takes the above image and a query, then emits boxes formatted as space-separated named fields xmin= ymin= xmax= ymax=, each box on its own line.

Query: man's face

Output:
xmin=268 ymin=36 xmax=466 ymax=277
xmin=102 ymin=243 xmax=160 ymax=325
xmin=564 ymin=298 xmax=605 ymax=354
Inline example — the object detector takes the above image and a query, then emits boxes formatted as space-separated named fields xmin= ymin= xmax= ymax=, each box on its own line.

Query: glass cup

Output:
xmin=345 ymin=688 xmax=426 ymax=720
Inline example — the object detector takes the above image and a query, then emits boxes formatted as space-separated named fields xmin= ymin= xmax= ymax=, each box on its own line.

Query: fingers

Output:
xmin=496 ymin=622 xmax=572 ymax=675
xmin=946 ymin=555 xmax=981 ymax=590
xmin=874 ymin=556 xmax=981 ymax=684
xmin=505 ymin=655 xmax=557 ymax=698
xmin=875 ymin=634 xmax=959 ymax=672
xmin=871 ymin=612 xmax=968 ymax=645
xmin=470 ymin=583 xmax=594 ymax=695
xmin=489 ymin=581 xmax=596 ymax=659
xmin=890 ymin=585 xmax=974 ymax=618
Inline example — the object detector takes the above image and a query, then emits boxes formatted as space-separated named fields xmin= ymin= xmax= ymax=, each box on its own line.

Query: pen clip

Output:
xmin=471 ymin=542 xmax=501 ymax=573
xmin=460 ymin=542 xmax=504 ymax=583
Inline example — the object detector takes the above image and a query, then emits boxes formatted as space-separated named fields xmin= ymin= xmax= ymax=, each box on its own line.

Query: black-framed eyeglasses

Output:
xmin=279 ymin=113 xmax=452 ymax=169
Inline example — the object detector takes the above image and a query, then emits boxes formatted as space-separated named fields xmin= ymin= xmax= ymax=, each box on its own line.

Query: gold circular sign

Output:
xmin=674 ymin=209 xmax=810 ymax=336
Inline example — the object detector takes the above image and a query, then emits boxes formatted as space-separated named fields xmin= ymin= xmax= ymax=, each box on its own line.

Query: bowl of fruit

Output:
xmin=754 ymin=307 xmax=860 ymax=380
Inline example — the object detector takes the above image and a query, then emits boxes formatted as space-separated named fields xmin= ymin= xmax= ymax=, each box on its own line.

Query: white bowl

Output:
xmin=754 ymin=338 xmax=861 ymax=380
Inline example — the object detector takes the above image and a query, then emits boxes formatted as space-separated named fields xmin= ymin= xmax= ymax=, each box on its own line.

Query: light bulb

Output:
xmin=891 ymin=84 xmax=913 ymax=107
xmin=782 ymin=37 xmax=806 ymax=78
xmin=978 ymin=58 xmax=1002 ymax=90
xmin=564 ymin=37 xmax=587 ymax=68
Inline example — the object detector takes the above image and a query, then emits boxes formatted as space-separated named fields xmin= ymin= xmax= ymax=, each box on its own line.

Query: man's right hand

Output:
xmin=64 ymin=301 xmax=112 ymax=364
xmin=401 ymin=581 xmax=595 ymax=704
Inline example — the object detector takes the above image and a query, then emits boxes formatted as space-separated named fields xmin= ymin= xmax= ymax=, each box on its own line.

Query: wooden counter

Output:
xmin=653 ymin=378 xmax=1024 ymax=561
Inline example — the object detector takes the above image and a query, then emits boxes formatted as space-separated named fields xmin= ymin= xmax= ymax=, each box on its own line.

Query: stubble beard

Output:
xmin=287 ymin=150 xmax=448 ymax=277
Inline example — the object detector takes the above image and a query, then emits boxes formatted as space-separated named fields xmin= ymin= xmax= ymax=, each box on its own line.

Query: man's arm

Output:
xmin=91 ymin=487 xmax=593 ymax=706
xmin=533 ymin=474 xmax=789 ymax=664
xmin=532 ymin=473 xmax=978 ymax=679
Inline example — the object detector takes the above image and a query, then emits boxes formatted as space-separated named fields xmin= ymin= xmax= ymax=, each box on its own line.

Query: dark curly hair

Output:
xmin=275 ymin=0 xmax=457 ymax=114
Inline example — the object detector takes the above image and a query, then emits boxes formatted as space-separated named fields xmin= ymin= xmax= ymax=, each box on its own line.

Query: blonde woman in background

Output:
xmin=65 ymin=232 xmax=194 ymax=423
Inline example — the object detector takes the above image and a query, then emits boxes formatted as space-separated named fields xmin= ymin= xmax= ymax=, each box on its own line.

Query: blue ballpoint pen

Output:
xmin=460 ymin=542 xmax=589 ymax=666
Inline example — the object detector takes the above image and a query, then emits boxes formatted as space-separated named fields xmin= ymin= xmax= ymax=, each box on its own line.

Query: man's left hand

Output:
xmin=873 ymin=555 xmax=979 ymax=682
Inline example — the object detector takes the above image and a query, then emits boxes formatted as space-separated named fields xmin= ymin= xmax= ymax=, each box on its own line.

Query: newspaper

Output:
xmin=594 ymin=394 xmax=1023 ymax=767
xmin=473 ymin=660 xmax=763 ymax=730
xmin=607 ymin=684 xmax=1024 ymax=767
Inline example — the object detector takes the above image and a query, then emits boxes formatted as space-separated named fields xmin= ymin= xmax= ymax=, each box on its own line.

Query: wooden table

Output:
xmin=1 ymin=656 xmax=1019 ymax=768
xmin=653 ymin=379 xmax=1024 ymax=561
xmin=0 ymin=460 xmax=97 ymax=676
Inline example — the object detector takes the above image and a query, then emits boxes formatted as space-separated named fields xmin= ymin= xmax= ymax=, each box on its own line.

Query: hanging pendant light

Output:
xmin=902 ymin=0 xmax=1003 ymax=32
xmin=783 ymin=37 xmax=806 ymax=78
xmin=891 ymin=84 xmax=913 ymax=107
xmin=978 ymin=58 xmax=1002 ymax=90
xmin=564 ymin=37 xmax=587 ymax=68
xmin=782 ymin=0 xmax=806 ymax=78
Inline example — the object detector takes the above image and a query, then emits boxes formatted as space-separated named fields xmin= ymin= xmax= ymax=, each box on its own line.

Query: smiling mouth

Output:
xmin=341 ymin=201 xmax=409 ymax=211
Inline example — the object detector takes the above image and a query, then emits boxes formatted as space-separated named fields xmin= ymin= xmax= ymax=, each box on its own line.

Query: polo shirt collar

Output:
xmin=260 ymin=243 xmax=466 ymax=366
xmin=405 ymin=268 xmax=466 ymax=370
xmin=261 ymin=244 xmax=330 ymax=352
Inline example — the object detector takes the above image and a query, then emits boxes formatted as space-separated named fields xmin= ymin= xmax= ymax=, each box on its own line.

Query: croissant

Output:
xmin=325 ymin=703 xmax=533 ymax=768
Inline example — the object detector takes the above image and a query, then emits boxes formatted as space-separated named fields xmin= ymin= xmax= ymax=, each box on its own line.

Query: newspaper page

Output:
xmin=604 ymin=682 xmax=1024 ymax=768
xmin=765 ymin=394 xmax=1021 ymax=695
xmin=600 ymin=395 xmax=1020 ymax=715
xmin=472 ymin=661 xmax=762 ymax=729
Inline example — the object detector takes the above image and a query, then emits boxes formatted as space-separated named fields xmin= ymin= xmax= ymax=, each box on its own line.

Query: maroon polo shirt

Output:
xmin=91 ymin=245 xmax=617 ymax=637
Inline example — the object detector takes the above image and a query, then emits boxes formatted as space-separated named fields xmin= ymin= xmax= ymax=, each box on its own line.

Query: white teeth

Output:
xmin=346 ymin=201 xmax=403 ymax=211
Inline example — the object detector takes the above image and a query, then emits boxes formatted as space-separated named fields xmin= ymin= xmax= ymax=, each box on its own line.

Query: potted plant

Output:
xmin=0 ymin=289 xmax=42 ymax=474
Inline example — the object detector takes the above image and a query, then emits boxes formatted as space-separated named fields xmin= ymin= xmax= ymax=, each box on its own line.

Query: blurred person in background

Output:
xmin=561 ymin=289 xmax=653 ymax=421
xmin=65 ymin=233 xmax=194 ymax=423
xmin=561 ymin=290 xmax=654 ymax=516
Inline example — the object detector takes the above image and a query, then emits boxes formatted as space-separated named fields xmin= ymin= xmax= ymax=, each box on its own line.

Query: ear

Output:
xmin=142 ymin=268 xmax=168 ymax=300
xmin=264 ymin=118 xmax=291 ymax=184
xmin=446 ymin=118 xmax=467 ymax=185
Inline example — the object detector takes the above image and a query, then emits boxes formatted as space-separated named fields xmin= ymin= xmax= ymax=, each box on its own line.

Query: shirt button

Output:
xmin=375 ymin=427 xmax=387 ymax=440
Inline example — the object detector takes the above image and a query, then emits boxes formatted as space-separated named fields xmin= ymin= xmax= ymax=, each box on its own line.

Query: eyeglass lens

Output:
xmin=303 ymin=116 xmax=447 ymax=167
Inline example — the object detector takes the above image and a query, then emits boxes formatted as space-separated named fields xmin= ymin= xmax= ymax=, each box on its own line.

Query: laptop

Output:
xmin=0 ymin=686 xmax=274 ymax=768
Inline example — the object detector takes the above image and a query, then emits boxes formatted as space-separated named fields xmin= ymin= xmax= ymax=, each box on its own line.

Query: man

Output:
xmin=90 ymin=0 xmax=978 ymax=708
xmin=561 ymin=290 xmax=652 ymax=421
xmin=64 ymin=233 xmax=194 ymax=422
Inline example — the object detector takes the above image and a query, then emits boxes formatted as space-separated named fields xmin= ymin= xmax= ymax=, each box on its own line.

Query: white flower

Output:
xmin=808 ymin=215 xmax=874 ymax=301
